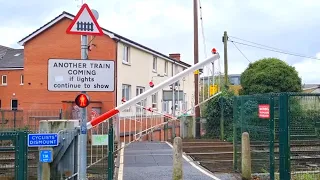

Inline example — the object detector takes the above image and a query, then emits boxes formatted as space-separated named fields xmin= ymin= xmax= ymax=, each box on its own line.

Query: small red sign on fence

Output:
xmin=258 ymin=104 xmax=270 ymax=119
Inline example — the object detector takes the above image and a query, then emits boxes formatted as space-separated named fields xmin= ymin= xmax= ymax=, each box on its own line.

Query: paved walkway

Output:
xmin=118 ymin=141 xmax=221 ymax=180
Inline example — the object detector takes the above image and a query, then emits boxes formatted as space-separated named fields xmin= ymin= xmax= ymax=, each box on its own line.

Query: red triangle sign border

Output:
xmin=66 ymin=3 xmax=104 ymax=36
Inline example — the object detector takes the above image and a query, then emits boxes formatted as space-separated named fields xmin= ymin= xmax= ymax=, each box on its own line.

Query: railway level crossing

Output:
xmin=19 ymin=3 xmax=223 ymax=180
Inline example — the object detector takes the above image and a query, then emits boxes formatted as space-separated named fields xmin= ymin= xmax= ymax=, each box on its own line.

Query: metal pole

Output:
xmin=269 ymin=97 xmax=275 ymax=180
xmin=108 ymin=118 xmax=114 ymax=180
xmin=171 ymin=60 xmax=176 ymax=139
xmin=193 ymin=0 xmax=201 ymax=139
xmin=172 ymin=81 xmax=176 ymax=139
xmin=79 ymin=35 xmax=88 ymax=180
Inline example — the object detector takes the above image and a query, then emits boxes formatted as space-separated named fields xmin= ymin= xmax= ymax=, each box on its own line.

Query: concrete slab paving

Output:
xmin=121 ymin=142 xmax=220 ymax=180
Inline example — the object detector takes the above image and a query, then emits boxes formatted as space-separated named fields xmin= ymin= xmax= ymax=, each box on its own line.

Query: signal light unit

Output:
xmin=75 ymin=93 xmax=90 ymax=108
xmin=149 ymin=81 xmax=154 ymax=88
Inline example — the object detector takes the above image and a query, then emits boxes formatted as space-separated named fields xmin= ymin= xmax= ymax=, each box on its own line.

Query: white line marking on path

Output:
xmin=165 ymin=141 xmax=221 ymax=180
xmin=117 ymin=142 xmax=125 ymax=180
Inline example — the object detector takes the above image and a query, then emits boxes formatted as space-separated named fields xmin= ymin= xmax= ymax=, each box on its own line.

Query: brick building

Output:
xmin=0 ymin=11 xmax=193 ymax=140
xmin=0 ymin=45 xmax=24 ymax=110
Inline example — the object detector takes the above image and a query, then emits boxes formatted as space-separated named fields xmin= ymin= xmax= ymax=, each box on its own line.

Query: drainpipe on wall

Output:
xmin=113 ymin=38 xmax=120 ymax=144
xmin=114 ymin=39 xmax=119 ymax=107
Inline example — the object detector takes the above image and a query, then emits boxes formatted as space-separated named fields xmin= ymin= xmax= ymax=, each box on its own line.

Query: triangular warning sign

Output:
xmin=66 ymin=3 xmax=104 ymax=36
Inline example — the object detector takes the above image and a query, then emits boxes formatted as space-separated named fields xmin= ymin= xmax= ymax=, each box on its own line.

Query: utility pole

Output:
xmin=193 ymin=0 xmax=201 ymax=139
xmin=223 ymin=31 xmax=228 ymax=88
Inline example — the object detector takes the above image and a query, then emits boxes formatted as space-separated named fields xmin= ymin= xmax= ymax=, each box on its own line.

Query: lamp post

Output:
xmin=149 ymin=74 xmax=165 ymax=141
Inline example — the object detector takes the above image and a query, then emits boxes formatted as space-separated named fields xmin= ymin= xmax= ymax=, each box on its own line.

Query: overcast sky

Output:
xmin=1 ymin=0 xmax=320 ymax=84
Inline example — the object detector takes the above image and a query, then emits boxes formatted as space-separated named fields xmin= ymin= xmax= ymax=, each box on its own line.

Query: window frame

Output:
xmin=11 ymin=99 xmax=18 ymax=110
xmin=123 ymin=45 xmax=130 ymax=64
xmin=162 ymin=101 xmax=169 ymax=113
xmin=122 ymin=84 xmax=131 ymax=101
xmin=164 ymin=61 xmax=168 ymax=75
xmin=151 ymin=92 xmax=158 ymax=109
xmin=136 ymin=86 xmax=146 ymax=114
xmin=182 ymin=93 xmax=187 ymax=111
xmin=152 ymin=56 xmax=157 ymax=72
xmin=1 ymin=75 xmax=7 ymax=85
xmin=122 ymin=84 xmax=131 ymax=112
xmin=20 ymin=74 xmax=24 ymax=85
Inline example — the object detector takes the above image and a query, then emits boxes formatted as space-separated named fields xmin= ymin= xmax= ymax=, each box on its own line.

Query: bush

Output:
xmin=204 ymin=89 xmax=235 ymax=140
xmin=240 ymin=58 xmax=302 ymax=95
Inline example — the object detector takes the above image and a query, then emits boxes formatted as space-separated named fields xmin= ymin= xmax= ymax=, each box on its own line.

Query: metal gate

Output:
xmin=0 ymin=131 xmax=28 ymax=180
xmin=233 ymin=93 xmax=320 ymax=180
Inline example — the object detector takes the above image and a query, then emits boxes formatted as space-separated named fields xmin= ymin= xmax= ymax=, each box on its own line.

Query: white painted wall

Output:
xmin=116 ymin=42 xmax=195 ymax=117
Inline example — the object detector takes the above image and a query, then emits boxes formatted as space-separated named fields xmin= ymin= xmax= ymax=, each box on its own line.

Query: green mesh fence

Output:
xmin=287 ymin=94 xmax=320 ymax=180
xmin=233 ymin=93 xmax=320 ymax=180
xmin=0 ymin=131 xmax=28 ymax=180
xmin=233 ymin=93 xmax=278 ymax=179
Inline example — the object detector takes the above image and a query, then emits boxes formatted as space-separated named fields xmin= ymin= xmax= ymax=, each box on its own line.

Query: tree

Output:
xmin=240 ymin=57 xmax=302 ymax=95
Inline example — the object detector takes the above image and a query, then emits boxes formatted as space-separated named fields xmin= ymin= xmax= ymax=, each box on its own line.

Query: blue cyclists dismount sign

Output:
xmin=39 ymin=149 xmax=53 ymax=163
xmin=28 ymin=133 xmax=59 ymax=147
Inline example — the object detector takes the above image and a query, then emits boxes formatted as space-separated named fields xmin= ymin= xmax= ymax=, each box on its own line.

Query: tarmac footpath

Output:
xmin=117 ymin=141 xmax=228 ymax=180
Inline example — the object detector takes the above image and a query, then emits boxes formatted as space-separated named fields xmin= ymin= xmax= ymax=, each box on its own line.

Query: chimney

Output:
xmin=169 ymin=53 xmax=181 ymax=61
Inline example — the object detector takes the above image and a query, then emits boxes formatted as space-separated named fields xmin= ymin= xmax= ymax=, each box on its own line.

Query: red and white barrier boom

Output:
xmin=87 ymin=53 xmax=220 ymax=130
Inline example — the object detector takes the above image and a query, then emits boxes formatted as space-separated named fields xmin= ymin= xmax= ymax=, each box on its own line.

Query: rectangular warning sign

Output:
xmin=48 ymin=59 xmax=115 ymax=92
xmin=258 ymin=104 xmax=270 ymax=119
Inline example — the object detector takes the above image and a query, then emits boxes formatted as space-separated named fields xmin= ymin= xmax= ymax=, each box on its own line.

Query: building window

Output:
xmin=122 ymin=84 xmax=131 ymax=101
xmin=136 ymin=86 xmax=146 ymax=114
xmin=136 ymin=86 xmax=144 ymax=96
xmin=122 ymin=84 xmax=131 ymax=112
xmin=123 ymin=45 xmax=130 ymax=64
xmin=20 ymin=74 xmax=24 ymax=85
xmin=152 ymin=93 xmax=158 ymax=109
xmin=153 ymin=56 xmax=157 ymax=72
xmin=164 ymin=61 xmax=168 ymax=75
xmin=162 ymin=101 xmax=169 ymax=113
xmin=229 ymin=76 xmax=240 ymax=85
xmin=11 ymin=99 xmax=18 ymax=110
xmin=182 ymin=93 xmax=187 ymax=111
xmin=1 ymin=75 xmax=7 ymax=85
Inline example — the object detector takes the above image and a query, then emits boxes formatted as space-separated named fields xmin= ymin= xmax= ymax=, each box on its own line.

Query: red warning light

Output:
xmin=75 ymin=93 xmax=90 ymax=108
xmin=212 ymin=48 xmax=217 ymax=54
xmin=149 ymin=81 xmax=154 ymax=88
